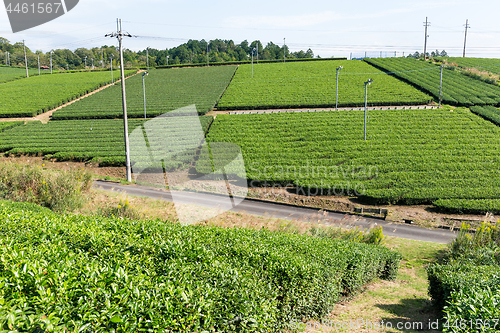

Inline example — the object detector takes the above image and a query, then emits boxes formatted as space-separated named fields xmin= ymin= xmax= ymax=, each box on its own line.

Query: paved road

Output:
xmin=94 ymin=180 xmax=457 ymax=244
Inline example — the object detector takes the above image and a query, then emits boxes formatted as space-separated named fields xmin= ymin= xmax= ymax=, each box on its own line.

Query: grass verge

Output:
xmin=298 ymin=237 xmax=447 ymax=332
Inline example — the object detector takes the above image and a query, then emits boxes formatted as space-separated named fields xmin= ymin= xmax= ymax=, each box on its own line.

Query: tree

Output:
xmin=407 ymin=51 xmax=420 ymax=59
xmin=239 ymin=40 xmax=250 ymax=54
xmin=74 ymin=48 xmax=94 ymax=68
xmin=250 ymin=40 xmax=264 ymax=56
xmin=0 ymin=37 xmax=12 ymax=52
xmin=0 ymin=37 xmax=317 ymax=68
xmin=264 ymin=42 xmax=281 ymax=60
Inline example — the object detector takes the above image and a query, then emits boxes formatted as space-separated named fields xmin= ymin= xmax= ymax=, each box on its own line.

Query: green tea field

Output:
xmin=366 ymin=57 xmax=500 ymax=106
xmin=216 ymin=60 xmax=433 ymax=110
xmin=0 ymin=65 xmax=40 ymax=83
xmin=0 ymin=70 xmax=134 ymax=117
xmin=205 ymin=107 xmax=500 ymax=209
xmin=51 ymin=66 xmax=237 ymax=119
xmin=0 ymin=116 xmax=214 ymax=166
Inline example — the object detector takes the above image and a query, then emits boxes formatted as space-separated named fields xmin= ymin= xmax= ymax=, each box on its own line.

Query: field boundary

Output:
xmin=0 ymin=70 xmax=143 ymax=123
xmin=210 ymin=105 xmax=439 ymax=115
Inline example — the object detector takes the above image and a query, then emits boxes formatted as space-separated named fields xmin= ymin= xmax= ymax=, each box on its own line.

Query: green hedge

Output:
xmin=428 ymin=263 xmax=500 ymax=333
xmin=0 ymin=201 xmax=401 ymax=332
xmin=427 ymin=263 xmax=500 ymax=310
xmin=428 ymin=223 xmax=500 ymax=332
xmin=470 ymin=105 xmax=500 ymax=126
xmin=433 ymin=198 xmax=500 ymax=215
xmin=155 ymin=57 xmax=347 ymax=69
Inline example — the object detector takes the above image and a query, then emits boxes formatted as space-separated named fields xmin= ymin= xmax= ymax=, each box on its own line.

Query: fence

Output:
xmin=350 ymin=51 xmax=401 ymax=60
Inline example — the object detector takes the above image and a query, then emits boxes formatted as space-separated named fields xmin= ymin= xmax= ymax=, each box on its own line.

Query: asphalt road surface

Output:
xmin=94 ymin=180 xmax=457 ymax=244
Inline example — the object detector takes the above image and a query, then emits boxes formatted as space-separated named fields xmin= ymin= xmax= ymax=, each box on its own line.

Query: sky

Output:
xmin=1 ymin=0 xmax=499 ymax=59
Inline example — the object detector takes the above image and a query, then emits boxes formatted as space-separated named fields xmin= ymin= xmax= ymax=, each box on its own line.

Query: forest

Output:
xmin=0 ymin=37 xmax=315 ymax=70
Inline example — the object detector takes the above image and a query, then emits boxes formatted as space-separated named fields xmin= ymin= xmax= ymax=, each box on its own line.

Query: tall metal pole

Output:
xmin=251 ymin=48 xmax=255 ymax=78
xmin=110 ymin=54 xmax=113 ymax=83
xmin=364 ymin=79 xmax=373 ymax=141
xmin=257 ymin=42 xmax=259 ymax=63
xmin=50 ymin=51 xmax=53 ymax=74
xmin=463 ymin=19 xmax=470 ymax=58
xmin=423 ymin=17 xmax=430 ymax=60
xmin=364 ymin=84 xmax=368 ymax=141
xmin=439 ymin=64 xmax=444 ymax=107
xmin=142 ymin=71 xmax=148 ymax=119
xmin=336 ymin=66 xmax=343 ymax=111
xmin=283 ymin=38 xmax=286 ymax=63
xmin=37 ymin=54 xmax=40 ymax=75
xmin=23 ymin=40 xmax=29 ymax=78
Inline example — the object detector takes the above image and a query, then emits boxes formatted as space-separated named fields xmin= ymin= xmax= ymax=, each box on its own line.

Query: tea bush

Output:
xmin=427 ymin=222 xmax=500 ymax=332
xmin=0 ymin=201 xmax=401 ymax=332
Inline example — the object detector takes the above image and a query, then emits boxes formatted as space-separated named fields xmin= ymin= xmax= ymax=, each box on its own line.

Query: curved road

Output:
xmin=94 ymin=180 xmax=457 ymax=244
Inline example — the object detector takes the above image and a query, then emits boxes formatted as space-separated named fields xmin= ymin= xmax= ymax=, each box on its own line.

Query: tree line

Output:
xmin=407 ymin=49 xmax=448 ymax=59
xmin=0 ymin=37 xmax=315 ymax=70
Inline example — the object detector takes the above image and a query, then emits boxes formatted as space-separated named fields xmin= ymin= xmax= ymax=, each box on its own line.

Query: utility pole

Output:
xmin=50 ymin=51 xmax=53 ymax=74
xmin=283 ymin=38 xmax=286 ymax=63
xmin=463 ymin=19 xmax=470 ymax=58
xmin=23 ymin=40 xmax=29 ymax=78
xmin=106 ymin=18 xmax=133 ymax=182
xmin=423 ymin=17 xmax=430 ymax=60
xmin=37 ymin=53 xmax=40 ymax=75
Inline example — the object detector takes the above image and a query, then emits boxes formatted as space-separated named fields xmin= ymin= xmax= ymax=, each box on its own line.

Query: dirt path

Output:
xmin=0 ymin=70 xmax=144 ymax=124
